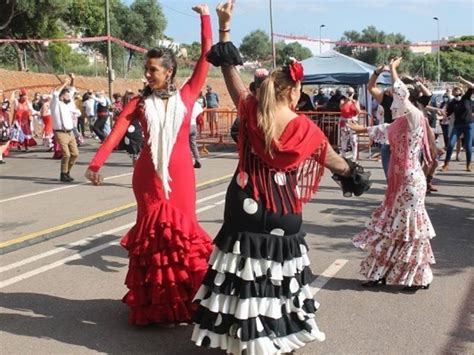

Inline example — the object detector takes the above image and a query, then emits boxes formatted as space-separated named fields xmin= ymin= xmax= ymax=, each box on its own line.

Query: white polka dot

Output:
xmin=243 ymin=198 xmax=258 ymax=215
xmin=232 ymin=241 xmax=241 ymax=255
xmin=274 ymin=172 xmax=286 ymax=186
xmin=124 ymin=137 xmax=130 ymax=145
xmin=256 ymin=317 xmax=264 ymax=332
xmin=297 ymin=311 xmax=305 ymax=321
xmin=299 ymin=244 xmax=308 ymax=254
xmin=127 ymin=125 xmax=136 ymax=133
xmin=236 ymin=172 xmax=248 ymax=188
xmin=215 ymin=313 xmax=223 ymax=326
xmin=289 ymin=278 xmax=299 ymax=293
xmin=214 ymin=273 xmax=225 ymax=286
xmin=270 ymin=228 xmax=285 ymax=236
xmin=237 ymin=327 xmax=242 ymax=339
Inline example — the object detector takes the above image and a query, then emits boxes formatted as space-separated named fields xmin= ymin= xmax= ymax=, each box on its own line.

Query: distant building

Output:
xmin=411 ymin=36 xmax=461 ymax=55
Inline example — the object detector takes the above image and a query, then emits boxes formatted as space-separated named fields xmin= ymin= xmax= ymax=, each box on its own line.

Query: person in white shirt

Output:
xmin=83 ymin=91 xmax=96 ymax=137
xmin=50 ymin=73 xmax=79 ymax=182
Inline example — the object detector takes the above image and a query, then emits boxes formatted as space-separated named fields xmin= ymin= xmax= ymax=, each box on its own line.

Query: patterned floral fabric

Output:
xmin=352 ymin=79 xmax=436 ymax=287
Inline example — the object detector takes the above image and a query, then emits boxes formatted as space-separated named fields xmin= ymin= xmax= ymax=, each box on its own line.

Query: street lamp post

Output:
xmin=269 ymin=0 xmax=276 ymax=69
xmin=105 ymin=0 xmax=113 ymax=99
xmin=433 ymin=17 xmax=440 ymax=85
xmin=319 ymin=24 xmax=325 ymax=54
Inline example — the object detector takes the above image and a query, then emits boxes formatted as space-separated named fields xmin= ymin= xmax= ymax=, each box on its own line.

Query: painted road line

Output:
xmin=0 ymin=172 xmax=132 ymax=204
xmin=309 ymin=259 xmax=349 ymax=295
xmin=0 ymin=198 xmax=226 ymax=289
xmin=0 ymin=194 xmax=226 ymax=273
xmin=0 ymin=175 xmax=233 ymax=251
xmin=0 ymin=223 xmax=134 ymax=274
xmin=0 ymin=152 xmax=236 ymax=204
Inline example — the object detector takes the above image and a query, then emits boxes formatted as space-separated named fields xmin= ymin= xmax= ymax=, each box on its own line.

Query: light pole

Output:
xmin=105 ymin=0 xmax=113 ymax=98
xmin=433 ymin=17 xmax=440 ymax=85
xmin=269 ymin=0 xmax=276 ymax=68
xmin=319 ymin=24 xmax=325 ymax=54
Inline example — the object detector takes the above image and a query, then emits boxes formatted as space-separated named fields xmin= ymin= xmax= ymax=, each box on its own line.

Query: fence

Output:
xmin=196 ymin=108 xmax=372 ymax=159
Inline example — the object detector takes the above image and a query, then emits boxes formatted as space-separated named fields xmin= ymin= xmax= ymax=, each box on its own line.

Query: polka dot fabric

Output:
xmin=192 ymin=168 xmax=325 ymax=354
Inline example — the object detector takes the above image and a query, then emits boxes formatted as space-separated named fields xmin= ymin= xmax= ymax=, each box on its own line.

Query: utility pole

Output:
xmin=105 ymin=0 xmax=113 ymax=98
xmin=433 ymin=17 xmax=441 ymax=85
xmin=269 ymin=0 xmax=276 ymax=69
xmin=319 ymin=24 xmax=325 ymax=54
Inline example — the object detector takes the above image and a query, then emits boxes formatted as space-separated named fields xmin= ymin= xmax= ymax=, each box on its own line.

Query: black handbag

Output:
xmin=332 ymin=158 xmax=372 ymax=197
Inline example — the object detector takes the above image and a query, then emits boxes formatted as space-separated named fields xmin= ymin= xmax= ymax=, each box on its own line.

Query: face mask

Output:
xmin=63 ymin=99 xmax=71 ymax=104
xmin=454 ymin=96 xmax=462 ymax=101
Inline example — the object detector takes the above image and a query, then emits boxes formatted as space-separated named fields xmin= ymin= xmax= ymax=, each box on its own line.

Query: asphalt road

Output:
xmin=0 ymin=139 xmax=473 ymax=355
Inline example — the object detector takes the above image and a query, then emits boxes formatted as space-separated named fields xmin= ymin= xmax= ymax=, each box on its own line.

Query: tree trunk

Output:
xmin=126 ymin=50 xmax=134 ymax=76
xmin=12 ymin=43 xmax=25 ymax=71
xmin=0 ymin=0 xmax=16 ymax=31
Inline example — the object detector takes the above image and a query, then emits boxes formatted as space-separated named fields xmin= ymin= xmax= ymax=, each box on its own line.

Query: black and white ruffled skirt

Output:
xmin=192 ymin=225 xmax=325 ymax=354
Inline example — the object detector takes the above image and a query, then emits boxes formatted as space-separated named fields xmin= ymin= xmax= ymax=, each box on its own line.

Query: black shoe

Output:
xmin=194 ymin=161 xmax=202 ymax=169
xmin=361 ymin=278 xmax=386 ymax=287
xmin=0 ymin=160 xmax=5 ymax=165
xmin=66 ymin=172 xmax=74 ymax=182
xmin=402 ymin=284 xmax=430 ymax=292
xmin=60 ymin=173 xmax=73 ymax=182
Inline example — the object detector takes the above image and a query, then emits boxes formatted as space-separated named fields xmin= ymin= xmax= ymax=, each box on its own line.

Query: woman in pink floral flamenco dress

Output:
xmin=348 ymin=57 xmax=436 ymax=291
xmin=85 ymin=4 xmax=213 ymax=325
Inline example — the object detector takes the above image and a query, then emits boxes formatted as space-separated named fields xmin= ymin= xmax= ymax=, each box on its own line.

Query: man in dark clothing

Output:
xmin=313 ymin=88 xmax=329 ymax=110
xmin=296 ymin=87 xmax=315 ymax=112
xmin=442 ymin=76 xmax=473 ymax=172
xmin=326 ymin=89 xmax=344 ymax=112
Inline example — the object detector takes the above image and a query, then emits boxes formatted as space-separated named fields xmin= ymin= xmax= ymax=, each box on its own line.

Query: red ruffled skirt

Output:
xmin=121 ymin=200 xmax=213 ymax=326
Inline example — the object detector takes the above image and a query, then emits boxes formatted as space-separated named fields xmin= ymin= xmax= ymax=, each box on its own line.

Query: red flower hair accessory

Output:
xmin=287 ymin=57 xmax=304 ymax=82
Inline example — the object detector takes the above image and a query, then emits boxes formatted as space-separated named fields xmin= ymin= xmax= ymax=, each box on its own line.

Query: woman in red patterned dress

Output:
xmin=85 ymin=4 xmax=213 ymax=326
xmin=11 ymin=88 xmax=37 ymax=150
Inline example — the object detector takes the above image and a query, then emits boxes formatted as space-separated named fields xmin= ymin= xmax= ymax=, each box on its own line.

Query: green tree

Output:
xmin=0 ymin=0 xmax=73 ymax=71
xmin=181 ymin=41 xmax=201 ymax=61
xmin=336 ymin=26 xmax=413 ymax=72
xmin=275 ymin=41 xmax=312 ymax=65
xmin=239 ymin=30 xmax=271 ymax=62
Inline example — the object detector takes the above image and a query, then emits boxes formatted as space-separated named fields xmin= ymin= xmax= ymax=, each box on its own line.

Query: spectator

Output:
xmin=296 ymin=86 xmax=315 ymax=111
xmin=313 ymin=87 xmax=329 ymax=110
xmin=190 ymin=102 xmax=203 ymax=168
xmin=83 ymin=91 xmax=96 ymax=138
xmin=339 ymin=87 xmax=361 ymax=160
xmin=326 ymin=88 xmax=344 ymax=111
xmin=91 ymin=90 xmax=109 ymax=142
xmin=205 ymin=84 xmax=219 ymax=136
xmin=442 ymin=76 xmax=473 ymax=172
xmin=195 ymin=91 xmax=206 ymax=137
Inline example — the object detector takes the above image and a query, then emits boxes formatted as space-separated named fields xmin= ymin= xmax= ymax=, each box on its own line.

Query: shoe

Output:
xmin=402 ymin=284 xmax=430 ymax=292
xmin=361 ymin=278 xmax=386 ymax=287
xmin=66 ymin=172 xmax=75 ymax=182
xmin=60 ymin=173 xmax=73 ymax=182
xmin=440 ymin=164 xmax=449 ymax=172
xmin=194 ymin=161 xmax=201 ymax=169
xmin=467 ymin=164 xmax=472 ymax=172
xmin=0 ymin=160 xmax=5 ymax=164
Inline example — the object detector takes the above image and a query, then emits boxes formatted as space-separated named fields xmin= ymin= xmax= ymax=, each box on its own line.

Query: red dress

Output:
xmin=12 ymin=99 xmax=37 ymax=147
xmin=88 ymin=15 xmax=213 ymax=326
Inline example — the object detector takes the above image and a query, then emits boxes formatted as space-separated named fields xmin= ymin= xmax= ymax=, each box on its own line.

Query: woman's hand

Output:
xmin=389 ymin=56 xmax=402 ymax=69
xmin=192 ymin=4 xmax=209 ymax=16
xmin=85 ymin=168 xmax=104 ymax=186
xmin=346 ymin=121 xmax=367 ymax=134
xmin=216 ymin=0 xmax=234 ymax=28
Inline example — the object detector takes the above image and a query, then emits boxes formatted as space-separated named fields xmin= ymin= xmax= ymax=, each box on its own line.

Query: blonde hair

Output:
xmin=257 ymin=68 xmax=296 ymax=155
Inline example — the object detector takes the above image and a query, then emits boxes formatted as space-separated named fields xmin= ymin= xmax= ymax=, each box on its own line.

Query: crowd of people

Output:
xmin=0 ymin=1 xmax=472 ymax=354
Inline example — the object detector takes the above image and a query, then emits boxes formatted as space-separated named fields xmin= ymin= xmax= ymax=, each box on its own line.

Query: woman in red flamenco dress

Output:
xmin=85 ymin=4 xmax=213 ymax=326
xmin=11 ymin=88 xmax=37 ymax=151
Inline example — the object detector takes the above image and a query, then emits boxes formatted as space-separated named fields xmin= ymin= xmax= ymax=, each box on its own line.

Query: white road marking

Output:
xmin=0 ymin=198 xmax=226 ymax=287
xmin=0 ymin=152 xmax=236 ymax=204
xmin=0 ymin=173 xmax=132 ymax=204
xmin=309 ymin=259 xmax=349 ymax=295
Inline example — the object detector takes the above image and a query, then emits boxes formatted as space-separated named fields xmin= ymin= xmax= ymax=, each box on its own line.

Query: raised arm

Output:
xmin=85 ymin=98 xmax=139 ymax=184
xmin=456 ymin=75 xmax=474 ymax=89
xmin=217 ymin=0 xmax=248 ymax=108
xmin=181 ymin=5 xmax=212 ymax=99
xmin=369 ymin=65 xmax=388 ymax=103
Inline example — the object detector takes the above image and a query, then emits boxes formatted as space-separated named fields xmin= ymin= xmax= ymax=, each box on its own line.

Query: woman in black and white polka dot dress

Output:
xmin=191 ymin=3 xmax=355 ymax=353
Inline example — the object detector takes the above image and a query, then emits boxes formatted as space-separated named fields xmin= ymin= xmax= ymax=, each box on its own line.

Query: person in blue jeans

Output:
xmin=442 ymin=76 xmax=473 ymax=172
xmin=369 ymin=65 xmax=394 ymax=179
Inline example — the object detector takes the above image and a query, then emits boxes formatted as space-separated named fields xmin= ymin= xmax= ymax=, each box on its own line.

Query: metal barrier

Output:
xmin=196 ymin=108 xmax=372 ymax=159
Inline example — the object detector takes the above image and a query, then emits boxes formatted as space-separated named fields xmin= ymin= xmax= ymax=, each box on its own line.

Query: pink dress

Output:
xmin=352 ymin=79 xmax=436 ymax=287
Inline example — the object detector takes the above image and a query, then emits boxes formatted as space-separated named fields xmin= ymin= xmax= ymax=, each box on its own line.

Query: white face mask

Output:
xmin=454 ymin=96 xmax=462 ymax=101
